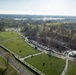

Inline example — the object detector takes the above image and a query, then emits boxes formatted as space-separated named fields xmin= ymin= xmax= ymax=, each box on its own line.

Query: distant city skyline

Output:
xmin=0 ymin=0 xmax=76 ymax=16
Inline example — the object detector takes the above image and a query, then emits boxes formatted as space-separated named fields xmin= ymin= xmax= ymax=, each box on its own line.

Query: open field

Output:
xmin=0 ymin=31 xmax=20 ymax=41
xmin=0 ymin=31 xmax=67 ymax=75
xmin=0 ymin=56 xmax=18 ymax=75
xmin=0 ymin=31 xmax=39 ymax=57
xmin=25 ymin=53 xmax=65 ymax=75
xmin=1 ymin=38 xmax=39 ymax=57
xmin=65 ymin=61 xmax=76 ymax=75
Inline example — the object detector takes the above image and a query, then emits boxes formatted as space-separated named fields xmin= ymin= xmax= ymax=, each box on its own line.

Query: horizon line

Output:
xmin=0 ymin=13 xmax=76 ymax=17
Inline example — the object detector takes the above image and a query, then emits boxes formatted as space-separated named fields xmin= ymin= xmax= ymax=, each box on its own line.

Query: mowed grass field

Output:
xmin=0 ymin=56 xmax=18 ymax=75
xmin=25 ymin=53 xmax=65 ymax=75
xmin=1 ymin=38 xmax=39 ymax=57
xmin=0 ymin=31 xmax=20 ymax=41
xmin=65 ymin=61 xmax=76 ymax=75
xmin=0 ymin=31 xmax=39 ymax=57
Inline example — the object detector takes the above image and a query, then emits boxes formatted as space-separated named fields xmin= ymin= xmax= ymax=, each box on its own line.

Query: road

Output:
xmin=0 ymin=44 xmax=20 ymax=58
xmin=0 ymin=47 xmax=34 ymax=75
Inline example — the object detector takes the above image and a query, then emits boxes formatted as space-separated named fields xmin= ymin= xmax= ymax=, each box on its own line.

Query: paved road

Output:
xmin=0 ymin=44 xmax=20 ymax=58
xmin=0 ymin=47 xmax=34 ymax=75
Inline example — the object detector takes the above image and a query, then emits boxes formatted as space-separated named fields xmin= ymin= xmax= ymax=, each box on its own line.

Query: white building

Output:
xmin=69 ymin=51 xmax=76 ymax=56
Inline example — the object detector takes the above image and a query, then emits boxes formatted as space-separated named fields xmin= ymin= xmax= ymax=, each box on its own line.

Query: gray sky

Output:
xmin=0 ymin=0 xmax=76 ymax=16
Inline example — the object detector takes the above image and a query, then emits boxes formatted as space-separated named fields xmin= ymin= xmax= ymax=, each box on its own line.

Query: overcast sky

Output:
xmin=0 ymin=0 xmax=76 ymax=16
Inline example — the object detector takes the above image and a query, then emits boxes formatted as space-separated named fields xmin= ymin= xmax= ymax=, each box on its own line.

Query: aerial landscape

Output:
xmin=0 ymin=0 xmax=76 ymax=75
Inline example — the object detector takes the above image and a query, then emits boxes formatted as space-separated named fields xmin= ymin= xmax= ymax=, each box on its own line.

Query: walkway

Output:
xmin=20 ymin=52 xmax=44 ymax=61
xmin=0 ymin=37 xmax=21 ymax=42
xmin=61 ymin=54 xmax=69 ymax=75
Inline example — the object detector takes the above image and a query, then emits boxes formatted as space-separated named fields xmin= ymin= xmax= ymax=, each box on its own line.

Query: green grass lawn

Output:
xmin=0 ymin=56 xmax=18 ymax=75
xmin=25 ymin=53 xmax=65 ymax=75
xmin=65 ymin=61 xmax=76 ymax=75
xmin=1 ymin=38 xmax=39 ymax=57
xmin=0 ymin=31 xmax=20 ymax=41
